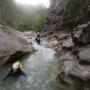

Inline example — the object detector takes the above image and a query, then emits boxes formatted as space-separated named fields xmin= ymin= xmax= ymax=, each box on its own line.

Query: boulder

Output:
xmin=0 ymin=25 xmax=34 ymax=66
xmin=57 ymin=52 xmax=90 ymax=89
xmin=78 ymin=45 xmax=90 ymax=64
xmin=61 ymin=37 xmax=74 ymax=50
xmin=59 ymin=51 xmax=75 ymax=61
xmin=72 ymin=22 xmax=90 ymax=46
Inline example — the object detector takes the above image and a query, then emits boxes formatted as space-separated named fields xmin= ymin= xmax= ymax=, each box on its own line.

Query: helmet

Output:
xmin=16 ymin=61 xmax=23 ymax=70
xmin=12 ymin=61 xmax=20 ymax=70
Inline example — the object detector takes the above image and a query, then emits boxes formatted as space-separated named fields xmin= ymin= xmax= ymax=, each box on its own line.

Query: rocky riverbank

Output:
xmin=52 ymin=22 xmax=90 ymax=90
xmin=42 ymin=21 xmax=90 ymax=90
xmin=41 ymin=0 xmax=90 ymax=89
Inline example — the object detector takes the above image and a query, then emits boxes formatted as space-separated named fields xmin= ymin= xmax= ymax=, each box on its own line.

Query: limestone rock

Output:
xmin=0 ymin=25 xmax=34 ymax=65
xmin=61 ymin=37 xmax=74 ymax=50
xmin=72 ymin=22 xmax=90 ymax=46
xmin=78 ymin=45 xmax=90 ymax=64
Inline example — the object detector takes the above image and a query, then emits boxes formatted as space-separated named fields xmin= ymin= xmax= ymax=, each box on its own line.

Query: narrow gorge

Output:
xmin=0 ymin=0 xmax=90 ymax=90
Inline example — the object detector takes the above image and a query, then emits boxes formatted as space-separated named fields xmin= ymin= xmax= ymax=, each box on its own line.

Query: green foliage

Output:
xmin=0 ymin=18 xmax=6 ymax=25
xmin=63 ymin=0 xmax=85 ymax=28
xmin=0 ymin=0 xmax=48 ymax=32
xmin=15 ymin=9 xmax=47 ymax=32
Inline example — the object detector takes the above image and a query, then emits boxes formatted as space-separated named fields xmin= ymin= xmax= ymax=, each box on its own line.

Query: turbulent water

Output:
xmin=0 ymin=42 xmax=61 ymax=90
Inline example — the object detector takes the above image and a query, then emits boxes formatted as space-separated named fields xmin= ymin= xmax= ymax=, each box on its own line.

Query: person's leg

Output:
xmin=35 ymin=38 xmax=38 ymax=42
xmin=37 ymin=39 xmax=41 ymax=45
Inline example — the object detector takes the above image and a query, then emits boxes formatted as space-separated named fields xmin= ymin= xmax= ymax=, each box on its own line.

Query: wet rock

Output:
xmin=58 ymin=53 xmax=90 ymax=87
xmin=72 ymin=22 xmax=90 ymax=46
xmin=57 ymin=46 xmax=90 ymax=89
xmin=51 ymin=22 xmax=90 ymax=89
xmin=59 ymin=52 xmax=75 ymax=61
xmin=78 ymin=45 xmax=90 ymax=64
xmin=61 ymin=37 xmax=74 ymax=50
xmin=0 ymin=25 xmax=34 ymax=66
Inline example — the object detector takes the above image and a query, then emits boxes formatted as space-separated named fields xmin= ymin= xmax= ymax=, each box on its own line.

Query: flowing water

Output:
xmin=0 ymin=42 xmax=62 ymax=90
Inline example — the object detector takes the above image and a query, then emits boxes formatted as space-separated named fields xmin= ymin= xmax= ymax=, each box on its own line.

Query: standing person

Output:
xmin=35 ymin=32 xmax=41 ymax=45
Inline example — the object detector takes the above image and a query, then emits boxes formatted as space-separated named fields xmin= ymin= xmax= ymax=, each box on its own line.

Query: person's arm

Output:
xmin=21 ymin=71 xmax=27 ymax=77
xmin=34 ymin=35 xmax=38 ymax=41
xmin=2 ymin=72 xmax=11 ymax=81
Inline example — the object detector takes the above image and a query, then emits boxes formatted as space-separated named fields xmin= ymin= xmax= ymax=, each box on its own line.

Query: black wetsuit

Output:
xmin=10 ymin=68 xmax=26 ymax=76
xmin=35 ymin=34 xmax=41 ymax=45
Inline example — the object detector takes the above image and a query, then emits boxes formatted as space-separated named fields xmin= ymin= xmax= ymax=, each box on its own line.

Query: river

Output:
xmin=0 ymin=41 xmax=62 ymax=90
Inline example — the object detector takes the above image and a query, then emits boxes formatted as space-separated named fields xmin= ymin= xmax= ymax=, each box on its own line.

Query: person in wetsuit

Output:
xmin=2 ymin=61 xmax=26 ymax=81
xmin=35 ymin=32 xmax=41 ymax=45
xmin=10 ymin=61 xmax=25 ymax=76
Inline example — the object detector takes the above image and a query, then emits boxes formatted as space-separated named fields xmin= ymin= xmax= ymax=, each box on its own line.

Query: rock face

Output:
xmin=56 ymin=22 xmax=90 ymax=89
xmin=0 ymin=25 xmax=34 ymax=66
xmin=43 ymin=0 xmax=90 ymax=34
xmin=42 ymin=0 xmax=90 ymax=89
xmin=46 ymin=0 xmax=90 ymax=88
xmin=43 ymin=0 xmax=70 ymax=33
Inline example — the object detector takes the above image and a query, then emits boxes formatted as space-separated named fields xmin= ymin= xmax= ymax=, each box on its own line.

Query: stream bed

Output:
xmin=0 ymin=42 xmax=62 ymax=90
